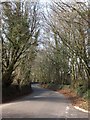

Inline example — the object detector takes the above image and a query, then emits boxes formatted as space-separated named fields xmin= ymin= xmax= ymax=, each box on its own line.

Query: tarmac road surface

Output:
xmin=1 ymin=84 xmax=89 ymax=118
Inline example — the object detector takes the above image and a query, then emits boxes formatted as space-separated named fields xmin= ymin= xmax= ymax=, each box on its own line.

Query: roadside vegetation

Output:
xmin=1 ymin=0 xmax=90 ymax=110
xmin=30 ymin=1 xmax=90 ymax=111
xmin=1 ymin=1 xmax=40 ymax=102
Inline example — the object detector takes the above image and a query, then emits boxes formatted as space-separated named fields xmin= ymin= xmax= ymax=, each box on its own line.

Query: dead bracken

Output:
xmin=58 ymin=88 xmax=88 ymax=111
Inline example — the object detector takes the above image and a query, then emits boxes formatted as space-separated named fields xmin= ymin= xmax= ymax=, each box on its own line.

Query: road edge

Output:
xmin=74 ymin=106 xmax=90 ymax=113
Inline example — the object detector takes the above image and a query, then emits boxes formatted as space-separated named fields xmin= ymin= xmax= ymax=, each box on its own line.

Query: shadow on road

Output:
xmin=8 ymin=85 xmax=71 ymax=104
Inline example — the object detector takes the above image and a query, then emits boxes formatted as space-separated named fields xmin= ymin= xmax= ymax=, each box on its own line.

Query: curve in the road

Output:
xmin=1 ymin=84 xmax=89 ymax=118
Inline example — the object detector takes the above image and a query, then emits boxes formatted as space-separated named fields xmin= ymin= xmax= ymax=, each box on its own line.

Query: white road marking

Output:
xmin=66 ymin=106 xmax=70 ymax=110
xmin=55 ymin=92 xmax=59 ymax=94
xmin=65 ymin=106 xmax=70 ymax=117
xmin=74 ymin=106 xmax=90 ymax=113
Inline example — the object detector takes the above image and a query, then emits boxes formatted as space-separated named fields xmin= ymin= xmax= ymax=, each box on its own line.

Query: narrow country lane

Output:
xmin=1 ymin=84 xmax=89 ymax=118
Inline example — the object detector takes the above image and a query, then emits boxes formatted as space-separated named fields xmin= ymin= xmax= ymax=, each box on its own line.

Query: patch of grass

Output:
xmin=75 ymin=86 xmax=87 ymax=97
xmin=63 ymin=85 xmax=70 ymax=89
xmin=83 ymin=89 xmax=90 ymax=100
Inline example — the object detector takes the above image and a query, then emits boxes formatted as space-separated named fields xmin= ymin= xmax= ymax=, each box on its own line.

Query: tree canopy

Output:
xmin=1 ymin=0 xmax=90 ymax=98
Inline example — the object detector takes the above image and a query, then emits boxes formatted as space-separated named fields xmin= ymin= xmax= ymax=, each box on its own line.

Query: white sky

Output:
xmin=40 ymin=0 xmax=49 ymax=3
xmin=40 ymin=0 xmax=88 ymax=3
xmin=1 ymin=0 xmax=88 ymax=3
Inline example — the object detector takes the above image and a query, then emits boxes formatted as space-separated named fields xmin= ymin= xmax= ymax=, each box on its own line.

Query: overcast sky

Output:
xmin=1 ymin=0 xmax=88 ymax=3
xmin=40 ymin=0 xmax=88 ymax=3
